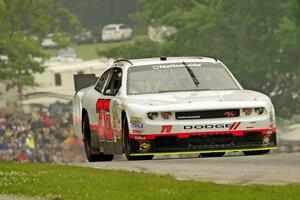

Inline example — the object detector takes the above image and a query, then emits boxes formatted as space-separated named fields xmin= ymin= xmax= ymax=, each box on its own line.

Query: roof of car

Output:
xmin=113 ymin=56 xmax=219 ymax=68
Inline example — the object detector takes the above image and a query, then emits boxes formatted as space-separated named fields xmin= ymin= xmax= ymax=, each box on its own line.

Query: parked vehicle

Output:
xmin=76 ymin=31 xmax=95 ymax=44
xmin=41 ymin=34 xmax=58 ymax=48
xmin=101 ymin=24 xmax=132 ymax=42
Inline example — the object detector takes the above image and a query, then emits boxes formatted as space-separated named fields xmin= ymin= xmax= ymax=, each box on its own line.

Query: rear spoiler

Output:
xmin=73 ymin=74 xmax=98 ymax=92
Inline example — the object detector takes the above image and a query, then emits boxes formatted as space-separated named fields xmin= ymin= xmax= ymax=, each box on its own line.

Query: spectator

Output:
xmin=0 ymin=103 xmax=86 ymax=163
xmin=0 ymin=124 xmax=5 ymax=137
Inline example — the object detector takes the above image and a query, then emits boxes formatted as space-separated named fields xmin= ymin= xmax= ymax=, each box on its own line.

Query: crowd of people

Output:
xmin=0 ymin=101 xmax=86 ymax=163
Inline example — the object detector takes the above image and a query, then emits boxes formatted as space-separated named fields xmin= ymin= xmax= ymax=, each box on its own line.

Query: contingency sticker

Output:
xmin=130 ymin=117 xmax=143 ymax=128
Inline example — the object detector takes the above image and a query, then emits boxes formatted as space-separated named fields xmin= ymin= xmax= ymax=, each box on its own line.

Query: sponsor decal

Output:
xmin=263 ymin=136 xmax=270 ymax=144
xmin=130 ymin=117 xmax=142 ymax=123
xmin=111 ymin=101 xmax=120 ymax=129
xmin=132 ymin=129 xmax=143 ymax=134
xmin=224 ymin=111 xmax=236 ymax=117
xmin=184 ymin=122 xmax=241 ymax=130
xmin=152 ymin=63 xmax=202 ymax=70
xmin=135 ymin=135 xmax=146 ymax=140
xmin=130 ymin=117 xmax=143 ymax=128
xmin=161 ymin=125 xmax=172 ymax=133
xmin=184 ymin=124 xmax=231 ymax=129
xmin=140 ymin=142 xmax=151 ymax=151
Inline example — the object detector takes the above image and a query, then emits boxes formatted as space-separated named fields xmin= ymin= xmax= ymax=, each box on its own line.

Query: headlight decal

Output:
xmin=161 ymin=112 xmax=172 ymax=120
xmin=254 ymin=107 xmax=264 ymax=115
xmin=147 ymin=112 xmax=159 ymax=120
xmin=242 ymin=108 xmax=253 ymax=116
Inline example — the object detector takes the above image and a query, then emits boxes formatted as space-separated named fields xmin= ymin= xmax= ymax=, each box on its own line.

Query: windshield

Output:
xmin=127 ymin=62 xmax=240 ymax=95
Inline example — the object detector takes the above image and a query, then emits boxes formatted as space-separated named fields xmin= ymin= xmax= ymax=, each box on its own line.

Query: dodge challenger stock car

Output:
xmin=73 ymin=56 xmax=277 ymax=161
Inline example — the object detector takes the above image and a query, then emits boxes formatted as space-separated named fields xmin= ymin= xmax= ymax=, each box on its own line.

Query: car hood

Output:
xmin=124 ymin=90 xmax=271 ymax=112
xmin=126 ymin=90 xmax=268 ymax=105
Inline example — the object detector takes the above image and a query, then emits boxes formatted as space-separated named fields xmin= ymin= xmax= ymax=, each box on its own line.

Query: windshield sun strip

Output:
xmin=126 ymin=63 xmax=240 ymax=95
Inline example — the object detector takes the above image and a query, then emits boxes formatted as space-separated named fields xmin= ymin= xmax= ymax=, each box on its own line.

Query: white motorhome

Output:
xmin=22 ymin=57 xmax=113 ymax=106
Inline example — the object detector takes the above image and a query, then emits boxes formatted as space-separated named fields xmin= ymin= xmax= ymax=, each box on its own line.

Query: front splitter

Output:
xmin=129 ymin=147 xmax=277 ymax=156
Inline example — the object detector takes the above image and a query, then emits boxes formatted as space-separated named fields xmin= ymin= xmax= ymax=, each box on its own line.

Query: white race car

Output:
xmin=73 ymin=56 xmax=277 ymax=161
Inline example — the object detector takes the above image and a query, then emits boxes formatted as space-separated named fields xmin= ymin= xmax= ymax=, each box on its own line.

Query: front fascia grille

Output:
xmin=175 ymin=109 xmax=240 ymax=120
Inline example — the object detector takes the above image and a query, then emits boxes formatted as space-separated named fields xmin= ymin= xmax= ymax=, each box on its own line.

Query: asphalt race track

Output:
xmin=76 ymin=153 xmax=300 ymax=185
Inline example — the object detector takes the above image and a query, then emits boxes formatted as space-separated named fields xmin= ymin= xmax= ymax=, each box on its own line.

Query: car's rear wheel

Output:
xmin=200 ymin=152 xmax=225 ymax=157
xmin=243 ymin=150 xmax=270 ymax=156
xmin=83 ymin=114 xmax=114 ymax=162
xmin=123 ymin=117 xmax=153 ymax=161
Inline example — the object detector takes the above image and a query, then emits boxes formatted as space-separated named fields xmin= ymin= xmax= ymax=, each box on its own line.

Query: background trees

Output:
xmin=58 ymin=0 xmax=141 ymax=32
xmin=101 ymin=0 xmax=300 ymax=117
xmin=0 ymin=0 xmax=80 ymax=98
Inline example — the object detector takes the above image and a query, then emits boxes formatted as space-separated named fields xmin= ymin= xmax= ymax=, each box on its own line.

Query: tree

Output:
xmin=98 ymin=37 xmax=161 ymax=59
xmin=58 ymin=0 xmax=141 ymax=32
xmin=101 ymin=0 xmax=300 ymax=117
xmin=0 ymin=0 xmax=80 ymax=99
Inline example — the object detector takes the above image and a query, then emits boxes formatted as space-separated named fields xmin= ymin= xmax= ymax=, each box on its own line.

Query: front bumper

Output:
xmin=129 ymin=129 xmax=277 ymax=156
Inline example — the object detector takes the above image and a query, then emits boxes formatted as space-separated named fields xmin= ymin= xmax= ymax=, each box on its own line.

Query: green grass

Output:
xmin=44 ymin=35 xmax=146 ymax=60
xmin=0 ymin=162 xmax=299 ymax=200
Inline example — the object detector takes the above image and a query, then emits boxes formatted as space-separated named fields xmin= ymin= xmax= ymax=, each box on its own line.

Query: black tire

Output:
xmin=243 ymin=150 xmax=270 ymax=156
xmin=83 ymin=114 xmax=114 ymax=162
xmin=123 ymin=117 xmax=153 ymax=161
xmin=200 ymin=152 xmax=225 ymax=157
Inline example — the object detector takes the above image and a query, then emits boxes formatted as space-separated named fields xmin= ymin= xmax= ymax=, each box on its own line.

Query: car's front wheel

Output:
xmin=83 ymin=114 xmax=114 ymax=162
xmin=243 ymin=150 xmax=270 ymax=156
xmin=123 ymin=117 xmax=153 ymax=161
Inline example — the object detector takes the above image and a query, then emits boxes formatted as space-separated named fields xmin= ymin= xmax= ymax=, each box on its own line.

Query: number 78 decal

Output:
xmin=96 ymin=99 xmax=113 ymax=141
xmin=161 ymin=125 xmax=172 ymax=133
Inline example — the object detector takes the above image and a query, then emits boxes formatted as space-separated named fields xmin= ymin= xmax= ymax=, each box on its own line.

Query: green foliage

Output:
xmin=0 ymin=161 xmax=300 ymax=200
xmin=52 ymin=32 xmax=70 ymax=49
xmin=98 ymin=37 xmax=161 ymax=59
xmin=0 ymin=0 xmax=80 ymax=97
xmin=58 ymin=0 xmax=141 ymax=32
xmin=103 ymin=0 xmax=300 ymax=117
xmin=0 ymin=34 xmax=45 ymax=90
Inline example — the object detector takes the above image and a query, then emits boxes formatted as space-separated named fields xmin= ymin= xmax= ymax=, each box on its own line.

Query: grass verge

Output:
xmin=0 ymin=161 xmax=299 ymax=200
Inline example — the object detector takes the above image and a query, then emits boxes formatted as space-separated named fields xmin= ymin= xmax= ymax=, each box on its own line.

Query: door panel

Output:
xmin=94 ymin=67 xmax=123 ymax=154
